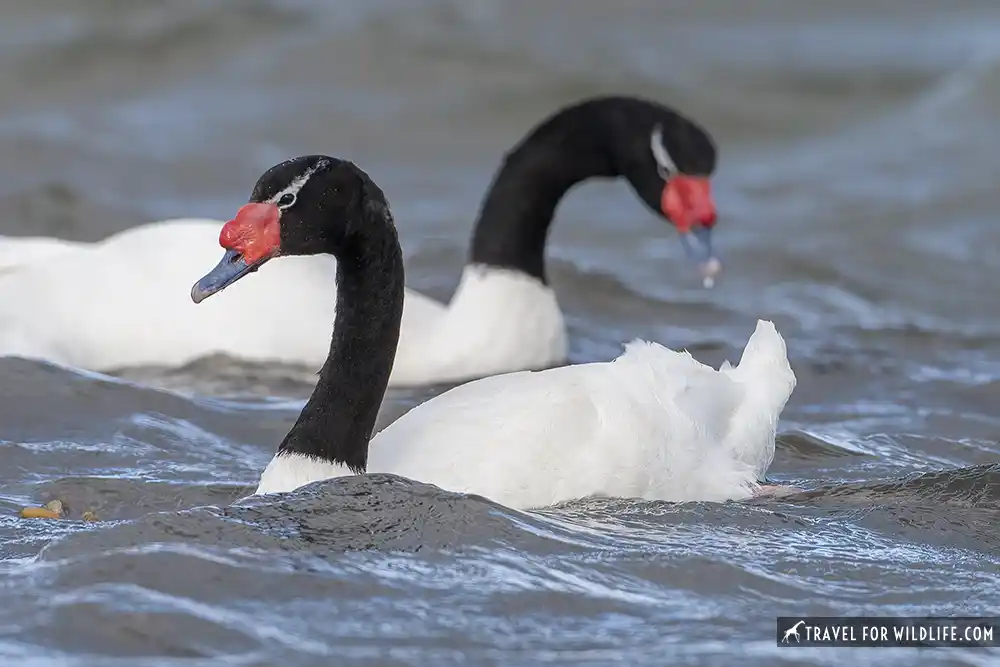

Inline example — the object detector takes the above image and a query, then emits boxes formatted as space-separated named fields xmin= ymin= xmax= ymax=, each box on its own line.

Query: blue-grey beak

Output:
xmin=679 ymin=226 xmax=721 ymax=288
xmin=679 ymin=226 xmax=713 ymax=264
xmin=191 ymin=249 xmax=267 ymax=304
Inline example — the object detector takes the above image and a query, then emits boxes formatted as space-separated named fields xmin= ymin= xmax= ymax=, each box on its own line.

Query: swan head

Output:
xmin=641 ymin=116 xmax=720 ymax=287
xmin=191 ymin=155 xmax=385 ymax=303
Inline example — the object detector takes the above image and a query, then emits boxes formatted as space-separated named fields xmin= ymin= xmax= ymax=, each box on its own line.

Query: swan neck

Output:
xmin=469 ymin=111 xmax=620 ymax=284
xmin=276 ymin=204 xmax=404 ymax=473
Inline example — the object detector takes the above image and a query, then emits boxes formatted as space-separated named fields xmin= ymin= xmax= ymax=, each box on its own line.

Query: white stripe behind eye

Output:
xmin=267 ymin=164 xmax=322 ymax=208
xmin=650 ymin=125 xmax=677 ymax=177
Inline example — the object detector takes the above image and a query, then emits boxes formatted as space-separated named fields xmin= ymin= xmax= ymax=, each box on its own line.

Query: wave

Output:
xmin=786 ymin=462 xmax=1000 ymax=507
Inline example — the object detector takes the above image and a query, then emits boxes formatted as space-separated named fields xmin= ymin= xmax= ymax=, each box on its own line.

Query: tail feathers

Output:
xmin=618 ymin=319 xmax=795 ymax=428
xmin=619 ymin=322 xmax=796 ymax=481
xmin=721 ymin=320 xmax=796 ymax=477
xmin=725 ymin=320 xmax=795 ymax=398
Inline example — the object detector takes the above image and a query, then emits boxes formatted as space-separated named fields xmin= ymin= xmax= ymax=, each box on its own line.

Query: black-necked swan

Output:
xmin=192 ymin=155 xmax=796 ymax=507
xmin=0 ymin=96 xmax=719 ymax=386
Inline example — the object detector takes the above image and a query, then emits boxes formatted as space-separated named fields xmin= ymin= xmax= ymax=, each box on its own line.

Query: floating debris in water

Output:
xmin=18 ymin=499 xmax=98 ymax=521
xmin=19 ymin=499 xmax=63 ymax=520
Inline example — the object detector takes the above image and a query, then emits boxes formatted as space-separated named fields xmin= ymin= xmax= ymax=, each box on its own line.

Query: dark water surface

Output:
xmin=1 ymin=1 xmax=999 ymax=665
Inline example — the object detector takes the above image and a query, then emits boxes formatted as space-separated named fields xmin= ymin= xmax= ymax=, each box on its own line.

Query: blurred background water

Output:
xmin=0 ymin=1 xmax=999 ymax=665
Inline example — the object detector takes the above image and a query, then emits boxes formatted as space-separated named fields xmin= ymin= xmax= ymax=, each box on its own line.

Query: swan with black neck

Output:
xmin=0 ymin=96 xmax=720 ymax=386
xmin=192 ymin=155 xmax=795 ymax=508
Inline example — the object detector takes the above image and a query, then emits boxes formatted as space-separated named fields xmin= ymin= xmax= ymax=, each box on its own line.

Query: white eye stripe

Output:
xmin=268 ymin=164 xmax=321 ymax=208
xmin=650 ymin=125 xmax=677 ymax=178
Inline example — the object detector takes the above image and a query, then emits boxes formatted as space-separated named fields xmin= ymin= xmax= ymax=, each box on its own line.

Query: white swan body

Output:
xmin=389 ymin=265 xmax=565 ymax=387
xmin=0 ymin=221 xmax=340 ymax=370
xmin=257 ymin=320 xmax=795 ymax=508
xmin=0 ymin=222 xmax=562 ymax=383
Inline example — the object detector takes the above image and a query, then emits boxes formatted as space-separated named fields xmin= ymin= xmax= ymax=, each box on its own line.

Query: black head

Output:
xmin=469 ymin=96 xmax=722 ymax=285
xmin=191 ymin=155 xmax=390 ymax=303
xmin=598 ymin=98 xmax=719 ymax=267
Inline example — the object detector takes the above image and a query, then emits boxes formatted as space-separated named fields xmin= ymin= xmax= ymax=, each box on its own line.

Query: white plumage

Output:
xmin=0 ymin=221 xmax=338 ymax=370
xmin=257 ymin=320 xmax=796 ymax=508
xmin=0 ymin=222 xmax=564 ymax=385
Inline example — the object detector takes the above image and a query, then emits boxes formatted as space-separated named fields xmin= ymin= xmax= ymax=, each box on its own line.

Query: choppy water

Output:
xmin=1 ymin=1 xmax=999 ymax=665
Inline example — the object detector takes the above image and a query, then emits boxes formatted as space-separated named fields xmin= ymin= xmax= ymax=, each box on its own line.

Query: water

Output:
xmin=1 ymin=1 xmax=999 ymax=665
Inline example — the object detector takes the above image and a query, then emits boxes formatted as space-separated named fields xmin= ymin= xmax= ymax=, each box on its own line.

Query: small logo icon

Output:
xmin=782 ymin=620 xmax=807 ymax=643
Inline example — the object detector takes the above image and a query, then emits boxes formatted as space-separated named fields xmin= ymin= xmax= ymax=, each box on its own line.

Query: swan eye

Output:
xmin=277 ymin=193 xmax=296 ymax=208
